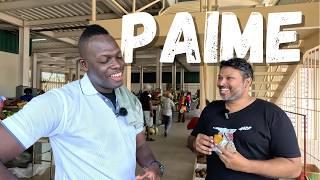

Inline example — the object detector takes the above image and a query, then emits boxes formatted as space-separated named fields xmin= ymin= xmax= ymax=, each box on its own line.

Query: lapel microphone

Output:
xmin=117 ymin=107 xmax=128 ymax=117
xmin=224 ymin=109 xmax=230 ymax=120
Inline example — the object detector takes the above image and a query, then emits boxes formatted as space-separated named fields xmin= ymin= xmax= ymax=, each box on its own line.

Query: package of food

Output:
xmin=212 ymin=128 xmax=237 ymax=154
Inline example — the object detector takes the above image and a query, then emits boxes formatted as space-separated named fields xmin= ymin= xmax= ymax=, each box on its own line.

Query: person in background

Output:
xmin=0 ymin=96 xmax=6 ymax=120
xmin=161 ymin=91 xmax=175 ymax=137
xmin=196 ymin=89 xmax=200 ymax=100
xmin=185 ymin=92 xmax=191 ymax=112
xmin=19 ymin=88 xmax=34 ymax=102
xmin=178 ymin=91 xmax=186 ymax=122
xmin=139 ymin=84 xmax=155 ymax=141
xmin=152 ymin=88 xmax=161 ymax=127
xmin=187 ymin=58 xmax=301 ymax=180
xmin=0 ymin=24 xmax=164 ymax=180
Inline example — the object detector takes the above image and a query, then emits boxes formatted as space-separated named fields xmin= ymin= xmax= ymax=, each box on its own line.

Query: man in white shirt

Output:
xmin=0 ymin=24 xmax=163 ymax=180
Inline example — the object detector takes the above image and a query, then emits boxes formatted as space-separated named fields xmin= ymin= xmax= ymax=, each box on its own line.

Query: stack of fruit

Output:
xmin=2 ymin=110 xmax=14 ymax=118
xmin=195 ymin=168 xmax=206 ymax=178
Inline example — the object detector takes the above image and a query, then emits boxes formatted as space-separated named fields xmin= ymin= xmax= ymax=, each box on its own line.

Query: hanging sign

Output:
xmin=121 ymin=11 xmax=302 ymax=64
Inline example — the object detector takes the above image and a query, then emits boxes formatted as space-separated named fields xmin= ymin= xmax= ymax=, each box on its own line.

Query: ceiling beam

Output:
xmin=262 ymin=0 xmax=279 ymax=6
xmin=252 ymin=81 xmax=281 ymax=85
xmin=254 ymin=72 xmax=287 ymax=76
xmin=33 ymin=41 xmax=72 ymax=49
xmin=176 ymin=59 xmax=190 ymax=72
xmin=132 ymin=58 xmax=156 ymax=65
xmin=102 ymin=0 xmax=127 ymax=16
xmin=25 ymin=13 xmax=118 ymax=26
xmin=39 ymin=31 xmax=77 ymax=46
xmin=39 ymin=60 xmax=75 ymax=65
xmin=50 ymin=52 xmax=79 ymax=58
xmin=52 ymin=31 xmax=83 ymax=38
xmin=166 ymin=0 xmax=176 ymax=6
xmin=135 ymin=54 xmax=157 ymax=59
xmin=114 ymin=0 xmax=131 ymax=11
xmin=250 ymin=90 xmax=276 ymax=93
xmin=33 ymin=47 xmax=78 ymax=53
xmin=0 ymin=12 xmax=24 ymax=26
xmin=136 ymin=0 xmax=161 ymax=13
xmin=40 ymin=68 xmax=71 ymax=74
xmin=0 ymin=0 xmax=90 ymax=11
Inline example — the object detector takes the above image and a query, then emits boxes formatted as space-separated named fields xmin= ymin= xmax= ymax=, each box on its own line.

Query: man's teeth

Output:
xmin=110 ymin=73 xmax=122 ymax=78
xmin=220 ymin=88 xmax=229 ymax=92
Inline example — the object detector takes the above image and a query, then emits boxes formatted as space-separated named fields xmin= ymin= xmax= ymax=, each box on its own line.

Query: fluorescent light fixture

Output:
xmin=32 ymin=38 xmax=47 ymax=42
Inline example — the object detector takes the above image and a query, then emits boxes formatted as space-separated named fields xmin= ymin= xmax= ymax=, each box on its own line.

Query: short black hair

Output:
xmin=219 ymin=58 xmax=254 ymax=79
xmin=78 ymin=24 xmax=109 ymax=57
xmin=24 ymin=88 xmax=32 ymax=95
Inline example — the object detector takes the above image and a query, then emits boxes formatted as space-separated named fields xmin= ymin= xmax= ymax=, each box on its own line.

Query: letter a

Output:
xmin=160 ymin=12 xmax=201 ymax=63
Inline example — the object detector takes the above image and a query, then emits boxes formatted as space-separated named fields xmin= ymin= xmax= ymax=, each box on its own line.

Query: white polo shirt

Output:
xmin=1 ymin=74 xmax=143 ymax=180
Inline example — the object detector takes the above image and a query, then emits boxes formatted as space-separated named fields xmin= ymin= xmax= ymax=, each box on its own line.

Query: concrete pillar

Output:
xmin=172 ymin=61 xmax=176 ymax=91
xmin=37 ymin=67 xmax=41 ymax=89
xmin=68 ymin=68 xmax=73 ymax=81
xmin=19 ymin=26 xmax=30 ymax=86
xmin=32 ymin=53 xmax=37 ymax=88
xmin=156 ymin=52 xmax=162 ymax=90
xmin=200 ymin=63 xmax=217 ymax=109
xmin=180 ymin=67 xmax=185 ymax=91
xmin=124 ymin=64 xmax=131 ymax=90
xmin=76 ymin=61 xmax=80 ymax=80
xmin=140 ymin=66 xmax=144 ymax=91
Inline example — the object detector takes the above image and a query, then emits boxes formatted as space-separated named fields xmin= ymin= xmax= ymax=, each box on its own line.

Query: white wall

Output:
xmin=0 ymin=51 xmax=20 ymax=98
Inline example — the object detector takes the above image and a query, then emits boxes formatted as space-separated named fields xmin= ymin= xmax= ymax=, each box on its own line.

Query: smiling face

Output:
xmin=80 ymin=34 xmax=124 ymax=93
xmin=217 ymin=66 xmax=251 ymax=102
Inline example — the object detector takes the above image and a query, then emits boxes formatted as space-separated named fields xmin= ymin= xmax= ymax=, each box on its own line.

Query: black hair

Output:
xmin=219 ymin=58 xmax=254 ymax=79
xmin=24 ymin=88 xmax=32 ymax=95
xmin=78 ymin=24 xmax=110 ymax=57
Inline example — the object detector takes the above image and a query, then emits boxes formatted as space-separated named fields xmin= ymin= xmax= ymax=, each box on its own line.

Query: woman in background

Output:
xmin=161 ymin=91 xmax=175 ymax=137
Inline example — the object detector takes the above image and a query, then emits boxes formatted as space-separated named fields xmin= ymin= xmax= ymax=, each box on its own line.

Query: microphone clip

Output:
xmin=117 ymin=107 xmax=128 ymax=117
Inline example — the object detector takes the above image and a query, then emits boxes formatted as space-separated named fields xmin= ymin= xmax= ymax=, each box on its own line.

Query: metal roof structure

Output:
xmin=0 ymin=0 xmax=282 ymax=73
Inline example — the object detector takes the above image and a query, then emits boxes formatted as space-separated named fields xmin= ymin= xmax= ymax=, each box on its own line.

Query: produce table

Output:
xmin=193 ymin=155 xmax=206 ymax=180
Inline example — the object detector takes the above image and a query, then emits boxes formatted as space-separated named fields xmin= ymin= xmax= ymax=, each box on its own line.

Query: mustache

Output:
xmin=109 ymin=70 xmax=123 ymax=75
xmin=218 ymin=85 xmax=229 ymax=89
xmin=111 ymin=67 xmax=124 ymax=71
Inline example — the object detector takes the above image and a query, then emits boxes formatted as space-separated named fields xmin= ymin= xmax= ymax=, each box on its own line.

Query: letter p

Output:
xmin=121 ymin=12 xmax=156 ymax=63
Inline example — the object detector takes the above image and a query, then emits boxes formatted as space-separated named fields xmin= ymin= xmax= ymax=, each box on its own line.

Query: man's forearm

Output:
xmin=0 ymin=162 xmax=17 ymax=180
xmin=246 ymin=157 xmax=301 ymax=178
xmin=136 ymin=143 xmax=156 ymax=167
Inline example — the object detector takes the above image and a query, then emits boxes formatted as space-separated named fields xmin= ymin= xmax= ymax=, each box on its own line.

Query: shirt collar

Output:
xmin=80 ymin=73 xmax=99 ymax=95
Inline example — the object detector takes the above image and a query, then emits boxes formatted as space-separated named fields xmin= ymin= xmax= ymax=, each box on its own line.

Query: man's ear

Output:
xmin=79 ymin=58 xmax=88 ymax=71
xmin=245 ymin=78 xmax=252 ymax=88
